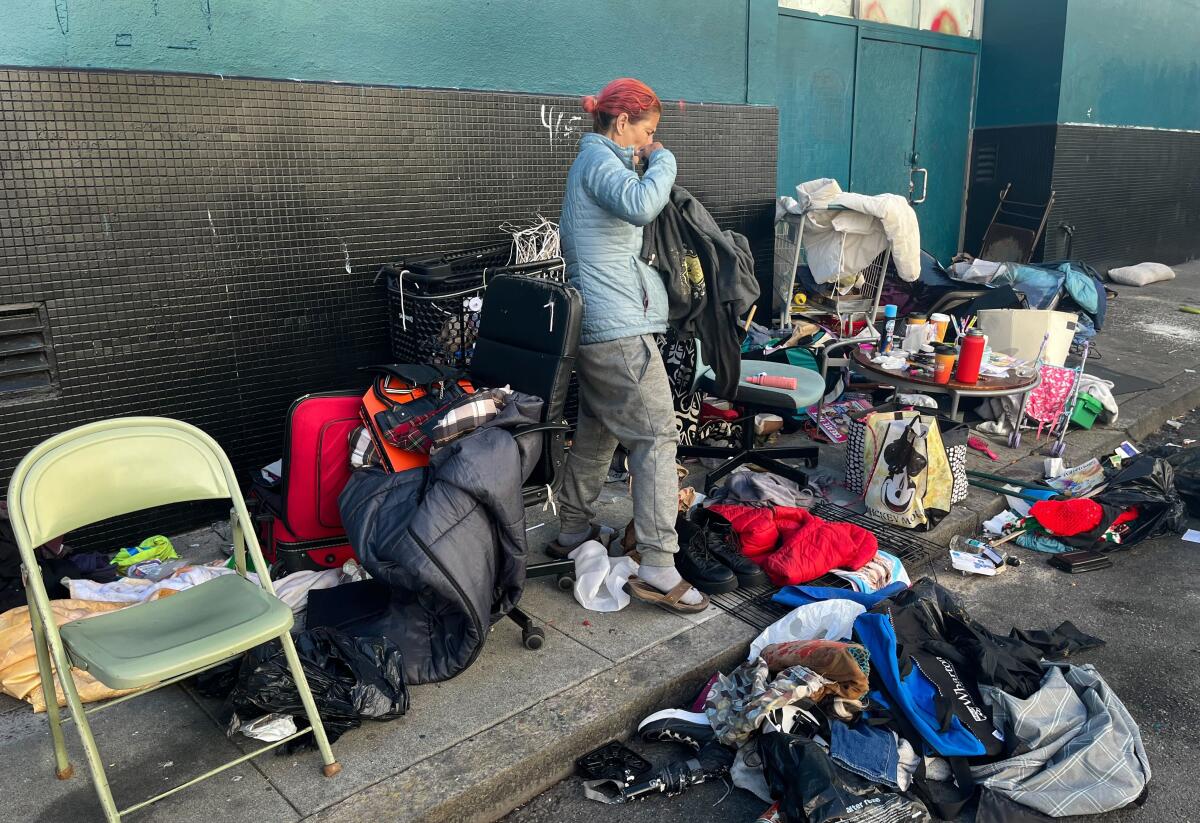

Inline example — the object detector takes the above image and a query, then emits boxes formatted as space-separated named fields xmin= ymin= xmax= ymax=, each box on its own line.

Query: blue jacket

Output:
xmin=561 ymin=132 xmax=677 ymax=344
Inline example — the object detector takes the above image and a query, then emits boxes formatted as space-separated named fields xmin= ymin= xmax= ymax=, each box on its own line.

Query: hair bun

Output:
xmin=581 ymin=95 xmax=598 ymax=113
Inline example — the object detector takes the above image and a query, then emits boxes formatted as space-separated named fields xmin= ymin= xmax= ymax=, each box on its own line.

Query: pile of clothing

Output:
xmin=567 ymin=468 xmax=906 ymax=610
xmin=947 ymin=257 xmax=1108 ymax=347
xmin=998 ymin=456 xmax=1187 ymax=555
xmin=701 ymin=468 xmax=902 ymax=590
xmin=628 ymin=579 xmax=1149 ymax=822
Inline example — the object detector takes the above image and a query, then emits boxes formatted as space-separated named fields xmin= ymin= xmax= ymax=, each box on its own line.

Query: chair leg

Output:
xmin=277 ymin=632 xmax=341 ymax=777
xmin=45 ymin=627 xmax=120 ymax=821
xmin=28 ymin=597 xmax=72 ymax=779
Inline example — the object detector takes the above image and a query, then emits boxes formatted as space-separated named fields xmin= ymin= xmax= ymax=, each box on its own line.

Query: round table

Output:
xmin=849 ymin=348 xmax=1041 ymax=421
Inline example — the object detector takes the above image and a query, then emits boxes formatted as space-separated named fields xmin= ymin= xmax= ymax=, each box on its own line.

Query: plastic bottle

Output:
xmin=955 ymin=329 xmax=986 ymax=384
xmin=950 ymin=535 xmax=1007 ymax=568
xmin=949 ymin=535 xmax=993 ymax=553
xmin=880 ymin=304 xmax=898 ymax=354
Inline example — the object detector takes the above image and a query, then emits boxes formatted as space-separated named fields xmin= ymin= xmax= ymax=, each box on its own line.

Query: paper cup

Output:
xmin=930 ymin=313 xmax=951 ymax=343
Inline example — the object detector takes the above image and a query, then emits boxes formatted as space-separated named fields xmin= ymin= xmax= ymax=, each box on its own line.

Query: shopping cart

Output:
xmin=773 ymin=210 xmax=893 ymax=378
xmin=379 ymin=243 xmax=576 ymax=421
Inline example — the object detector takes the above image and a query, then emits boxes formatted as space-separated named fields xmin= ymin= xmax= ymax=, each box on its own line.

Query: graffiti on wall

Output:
xmin=919 ymin=0 xmax=974 ymax=37
xmin=854 ymin=0 xmax=916 ymax=27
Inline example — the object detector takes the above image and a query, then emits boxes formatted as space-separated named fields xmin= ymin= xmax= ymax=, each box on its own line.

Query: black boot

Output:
xmin=674 ymin=515 xmax=738 ymax=594
xmin=695 ymin=509 xmax=769 ymax=588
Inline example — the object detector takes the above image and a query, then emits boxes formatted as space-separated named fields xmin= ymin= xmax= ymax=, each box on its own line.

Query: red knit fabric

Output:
xmin=1030 ymin=498 xmax=1104 ymax=537
xmin=1113 ymin=507 xmax=1139 ymax=527
xmin=707 ymin=504 xmax=878 ymax=587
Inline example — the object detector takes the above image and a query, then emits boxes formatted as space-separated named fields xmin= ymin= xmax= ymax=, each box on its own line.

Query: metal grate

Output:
xmin=0 ymin=303 xmax=57 ymax=401
xmin=709 ymin=502 xmax=945 ymax=632
xmin=973 ymin=143 xmax=998 ymax=184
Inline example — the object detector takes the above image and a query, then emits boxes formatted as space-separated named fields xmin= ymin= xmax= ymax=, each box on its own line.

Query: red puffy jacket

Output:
xmin=707 ymin=503 xmax=878 ymax=586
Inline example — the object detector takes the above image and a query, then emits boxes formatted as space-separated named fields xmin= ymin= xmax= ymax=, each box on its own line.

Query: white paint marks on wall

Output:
xmin=341 ymin=241 xmax=352 ymax=274
xmin=207 ymin=209 xmax=217 ymax=235
xmin=540 ymin=105 xmax=584 ymax=147
xmin=540 ymin=105 xmax=564 ymax=146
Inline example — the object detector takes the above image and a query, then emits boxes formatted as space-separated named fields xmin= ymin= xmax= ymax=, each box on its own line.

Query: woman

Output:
xmin=549 ymin=78 xmax=706 ymax=613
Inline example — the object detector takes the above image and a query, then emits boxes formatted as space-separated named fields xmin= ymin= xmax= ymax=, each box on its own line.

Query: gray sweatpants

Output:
xmin=558 ymin=334 xmax=680 ymax=567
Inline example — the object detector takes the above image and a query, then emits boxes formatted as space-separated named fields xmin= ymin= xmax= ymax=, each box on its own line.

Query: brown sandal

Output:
xmin=626 ymin=577 xmax=710 ymax=614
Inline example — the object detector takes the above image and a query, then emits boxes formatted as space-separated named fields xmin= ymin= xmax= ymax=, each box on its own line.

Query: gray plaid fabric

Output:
xmin=431 ymin=387 xmax=510 ymax=450
xmin=349 ymin=425 xmax=381 ymax=469
xmin=971 ymin=662 xmax=1151 ymax=818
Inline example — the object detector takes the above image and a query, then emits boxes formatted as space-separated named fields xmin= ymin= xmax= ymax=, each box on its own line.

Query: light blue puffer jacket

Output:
xmin=561 ymin=132 xmax=678 ymax=344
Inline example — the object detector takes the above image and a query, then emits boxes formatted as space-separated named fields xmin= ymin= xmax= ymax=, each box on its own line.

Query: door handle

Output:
xmin=911 ymin=167 xmax=929 ymax=204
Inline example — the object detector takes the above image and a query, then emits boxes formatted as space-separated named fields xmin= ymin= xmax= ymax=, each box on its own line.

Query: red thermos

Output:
xmin=955 ymin=330 xmax=986 ymax=384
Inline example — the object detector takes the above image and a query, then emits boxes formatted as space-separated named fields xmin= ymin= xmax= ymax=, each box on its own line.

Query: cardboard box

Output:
xmin=976 ymin=309 xmax=1078 ymax=367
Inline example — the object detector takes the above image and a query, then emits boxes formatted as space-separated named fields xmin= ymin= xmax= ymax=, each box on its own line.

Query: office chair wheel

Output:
xmin=522 ymin=626 xmax=546 ymax=651
xmin=556 ymin=574 xmax=575 ymax=591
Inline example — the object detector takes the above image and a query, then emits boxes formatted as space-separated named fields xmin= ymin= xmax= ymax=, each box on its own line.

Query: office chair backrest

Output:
xmin=471 ymin=272 xmax=582 ymax=424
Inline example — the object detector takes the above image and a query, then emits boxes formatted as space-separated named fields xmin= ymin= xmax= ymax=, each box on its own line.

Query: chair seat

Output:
xmin=61 ymin=574 xmax=293 ymax=690
xmin=700 ymin=360 xmax=827 ymax=413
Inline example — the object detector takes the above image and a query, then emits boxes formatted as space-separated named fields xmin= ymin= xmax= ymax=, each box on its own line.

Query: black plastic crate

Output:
xmin=380 ymin=247 xmax=579 ymax=427
xmin=381 ymin=242 xmax=513 ymax=367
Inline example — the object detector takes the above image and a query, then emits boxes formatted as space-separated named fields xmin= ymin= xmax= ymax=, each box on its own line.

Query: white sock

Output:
xmin=638 ymin=565 xmax=704 ymax=606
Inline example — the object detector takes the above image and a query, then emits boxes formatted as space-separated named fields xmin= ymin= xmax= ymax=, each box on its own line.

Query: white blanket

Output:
xmin=781 ymin=179 xmax=921 ymax=286
xmin=65 ymin=565 xmax=257 ymax=604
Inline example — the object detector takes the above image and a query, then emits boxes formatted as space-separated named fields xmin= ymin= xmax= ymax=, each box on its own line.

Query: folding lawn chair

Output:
xmin=6 ymin=417 xmax=341 ymax=822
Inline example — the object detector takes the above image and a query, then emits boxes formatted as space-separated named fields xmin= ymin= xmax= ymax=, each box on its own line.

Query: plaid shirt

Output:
xmin=383 ymin=386 xmax=512 ymax=456
xmin=384 ymin=405 xmax=445 ymax=454
xmin=430 ymin=388 xmax=512 ymax=451
xmin=349 ymin=426 xmax=381 ymax=469
xmin=972 ymin=663 xmax=1151 ymax=817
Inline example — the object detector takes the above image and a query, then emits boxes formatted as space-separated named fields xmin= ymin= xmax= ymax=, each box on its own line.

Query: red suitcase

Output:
xmin=250 ymin=391 xmax=362 ymax=573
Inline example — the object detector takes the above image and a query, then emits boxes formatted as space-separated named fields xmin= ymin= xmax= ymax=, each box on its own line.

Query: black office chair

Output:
xmin=467 ymin=265 xmax=583 ymax=647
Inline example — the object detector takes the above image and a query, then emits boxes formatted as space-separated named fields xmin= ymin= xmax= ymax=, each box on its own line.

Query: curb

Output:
xmin=310 ymin=614 xmax=757 ymax=823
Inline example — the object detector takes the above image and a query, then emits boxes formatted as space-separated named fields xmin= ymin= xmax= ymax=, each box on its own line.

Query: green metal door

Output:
xmin=776 ymin=15 xmax=857 ymax=193
xmin=913 ymin=48 xmax=975 ymax=262
xmin=849 ymin=38 xmax=920 ymax=197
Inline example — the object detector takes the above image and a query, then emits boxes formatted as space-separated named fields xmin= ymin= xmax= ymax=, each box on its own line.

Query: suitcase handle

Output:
xmin=361 ymin=363 xmax=466 ymax=391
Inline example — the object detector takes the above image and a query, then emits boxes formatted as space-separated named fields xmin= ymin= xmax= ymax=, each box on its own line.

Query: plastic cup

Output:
xmin=934 ymin=345 xmax=957 ymax=384
xmin=930 ymin=313 xmax=951 ymax=343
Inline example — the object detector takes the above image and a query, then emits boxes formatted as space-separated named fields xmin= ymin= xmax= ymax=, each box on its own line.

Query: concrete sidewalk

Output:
xmin=2 ymin=263 xmax=1197 ymax=823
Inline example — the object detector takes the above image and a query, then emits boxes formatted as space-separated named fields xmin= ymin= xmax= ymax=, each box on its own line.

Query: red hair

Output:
xmin=582 ymin=78 xmax=662 ymax=131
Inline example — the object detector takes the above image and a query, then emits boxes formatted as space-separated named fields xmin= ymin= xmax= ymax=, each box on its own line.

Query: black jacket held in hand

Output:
xmin=335 ymin=394 xmax=543 ymax=685
xmin=641 ymin=186 xmax=760 ymax=398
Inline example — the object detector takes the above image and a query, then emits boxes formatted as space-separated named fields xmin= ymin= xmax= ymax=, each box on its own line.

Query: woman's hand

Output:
xmin=636 ymin=142 xmax=665 ymax=163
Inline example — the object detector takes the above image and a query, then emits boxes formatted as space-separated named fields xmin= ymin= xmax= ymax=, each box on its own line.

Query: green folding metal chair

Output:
xmin=6 ymin=416 xmax=341 ymax=822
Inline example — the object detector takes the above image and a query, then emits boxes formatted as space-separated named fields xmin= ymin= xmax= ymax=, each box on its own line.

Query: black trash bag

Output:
xmin=1095 ymin=455 xmax=1187 ymax=547
xmin=227 ymin=627 xmax=408 ymax=751
xmin=191 ymin=657 xmax=244 ymax=700
xmin=1148 ymin=445 xmax=1200 ymax=518
xmin=760 ymin=732 xmax=931 ymax=823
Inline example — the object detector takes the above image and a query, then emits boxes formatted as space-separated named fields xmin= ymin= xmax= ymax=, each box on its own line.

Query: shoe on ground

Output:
xmin=695 ymin=509 xmax=769 ymax=589
xmin=638 ymin=708 xmax=715 ymax=751
xmin=675 ymin=516 xmax=738 ymax=594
